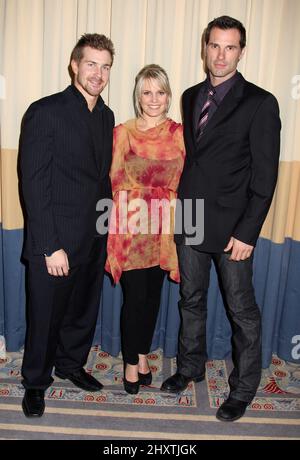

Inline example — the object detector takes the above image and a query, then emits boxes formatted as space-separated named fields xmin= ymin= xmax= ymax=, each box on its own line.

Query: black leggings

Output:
xmin=120 ymin=266 xmax=165 ymax=365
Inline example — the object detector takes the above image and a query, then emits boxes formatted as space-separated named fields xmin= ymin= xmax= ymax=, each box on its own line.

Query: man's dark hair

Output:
xmin=204 ymin=15 xmax=246 ymax=49
xmin=71 ymin=33 xmax=115 ymax=64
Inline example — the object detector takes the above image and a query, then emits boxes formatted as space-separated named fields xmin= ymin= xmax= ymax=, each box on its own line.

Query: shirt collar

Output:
xmin=70 ymin=84 xmax=105 ymax=112
xmin=208 ymin=71 xmax=240 ymax=105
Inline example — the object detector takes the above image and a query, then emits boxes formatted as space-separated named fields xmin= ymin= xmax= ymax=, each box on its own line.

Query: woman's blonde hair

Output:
xmin=133 ymin=64 xmax=172 ymax=118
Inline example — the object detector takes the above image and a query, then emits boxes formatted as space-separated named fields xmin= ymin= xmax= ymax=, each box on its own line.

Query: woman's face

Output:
xmin=139 ymin=78 xmax=168 ymax=119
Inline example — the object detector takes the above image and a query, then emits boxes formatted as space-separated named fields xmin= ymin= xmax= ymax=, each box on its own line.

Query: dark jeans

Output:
xmin=21 ymin=239 xmax=107 ymax=390
xmin=120 ymin=266 xmax=165 ymax=365
xmin=176 ymin=244 xmax=262 ymax=403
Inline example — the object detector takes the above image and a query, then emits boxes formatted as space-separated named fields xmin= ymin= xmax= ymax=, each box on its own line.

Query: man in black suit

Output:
xmin=161 ymin=16 xmax=281 ymax=422
xmin=19 ymin=34 xmax=115 ymax=417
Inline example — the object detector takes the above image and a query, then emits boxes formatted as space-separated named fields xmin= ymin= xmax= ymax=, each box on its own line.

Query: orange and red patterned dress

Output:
xmin=105 ymin=118 xmax=185 ymax=283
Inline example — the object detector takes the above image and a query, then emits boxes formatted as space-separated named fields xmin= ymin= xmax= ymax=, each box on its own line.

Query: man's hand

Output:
xmin=45 ymin=249 xmax=69 ymax=276
xmin=224 ymin=237 xmax=254 ymax=261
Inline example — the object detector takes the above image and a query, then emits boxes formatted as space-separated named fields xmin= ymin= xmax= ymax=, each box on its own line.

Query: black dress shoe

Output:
xmin=123 ymin=377 xmax=140 ymax=394
xmin=160 ymin=372 xmax=205 ymax=393
xmin=22 ymin=389 xmax=45 ymax=417
xmin=55 ymin=368 xmax=103 ymax=392
xmin=138 ymin=371 xmax=152 ymax=386
xmin=216 ymin=396 xmax=249 ymax=422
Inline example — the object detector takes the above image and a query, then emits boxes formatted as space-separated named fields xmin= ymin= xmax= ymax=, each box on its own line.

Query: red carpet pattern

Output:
xmin=207 ymin=355 xmax=300 ymax=411
xmin=1 ymin=349 xmax=300 ymax=440
xmin=0 ymin=347 xmax=196 ymax=408
xmin=1 ymin=349 xmax=299 ymax=411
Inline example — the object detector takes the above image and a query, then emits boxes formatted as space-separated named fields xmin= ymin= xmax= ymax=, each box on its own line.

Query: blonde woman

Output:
xmin=105 ymin=65 xmax=185 ymax=394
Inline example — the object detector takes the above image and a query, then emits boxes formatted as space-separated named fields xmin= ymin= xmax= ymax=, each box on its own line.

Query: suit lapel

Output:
xmin=184 ymin=83 xmax=204 ymax=155
xmin=94 ymin=105 xmax=109 ymax=176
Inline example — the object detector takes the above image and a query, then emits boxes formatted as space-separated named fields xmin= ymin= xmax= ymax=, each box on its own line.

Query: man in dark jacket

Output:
xmin=19 ymin=34 xmax=115 ymax=417
xmin=161 ymin=16 xmax=281 ymax=422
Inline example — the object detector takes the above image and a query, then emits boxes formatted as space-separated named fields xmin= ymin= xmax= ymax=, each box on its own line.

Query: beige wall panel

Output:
xmin=1 ymin=149 xmax=23 ymax=230
xmin=77 ymin=0 xmax=112 ymax=104
xmin=77 ymin=0 xmax=112 ymax=36
xmin=261 ymin=161 xmax=300 ymax=243
xmin=145 ymin=0 xmax=206 ymax=122
xmin=109 ymin=0 xmax=148 ymax=123
xmin=244 ymin=0 xmax=300 ymax=163
xmin=41 ymin=0 xmax=78 ymax=96
xmin=286 ymin=161 xmax=300 ymax=242
xmin=0 ymin=0 xmax=5 ymax=74
xmin=1 ymin=0 xmax=44 ymax=150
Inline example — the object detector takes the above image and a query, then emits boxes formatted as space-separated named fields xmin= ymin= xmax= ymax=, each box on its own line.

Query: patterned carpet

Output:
xmin=0 ymin=347 xmax=196 ymax=408
xmin=0 ymin=348 xmax=300 ymax=440
xmin=208 ymin=356 xmax=300 ymax=412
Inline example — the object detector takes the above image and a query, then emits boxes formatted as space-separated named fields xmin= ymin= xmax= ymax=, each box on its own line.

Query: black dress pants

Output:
xmin=176 ymin=244 xmax=262 ymax=403
xmin=21 ymin=239 xmax=107 ymax=390
xmin=120 ymin=266 xmax=165 ymax=365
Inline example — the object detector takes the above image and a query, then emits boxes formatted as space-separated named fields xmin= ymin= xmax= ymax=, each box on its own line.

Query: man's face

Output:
xmin=71 ymin=46 xmax=112 ymax=98
xmin=205 ymin=27 xmax=245 ymax=84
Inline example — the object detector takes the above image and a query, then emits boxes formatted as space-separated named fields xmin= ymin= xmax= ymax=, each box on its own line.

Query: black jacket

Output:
xmin=19 ymin=85 xmax=114 ymax=266
xmin=175 ymin=74 xmax=281 ymax=251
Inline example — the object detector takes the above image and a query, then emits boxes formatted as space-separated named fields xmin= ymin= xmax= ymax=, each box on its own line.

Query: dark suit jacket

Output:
xmin=175 ymin=73 xmax=281 ymax=251
xmin=19 ymin=85 xmax=114 ymax=267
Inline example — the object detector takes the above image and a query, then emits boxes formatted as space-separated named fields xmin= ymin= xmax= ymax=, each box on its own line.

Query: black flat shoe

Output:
xmin=123 ymin=376 xmax=140 ymax=394
xmin=216 ymin=396 xmax=249 ymax=422
xmin=22 ymin=389 xmax=45 ymax=417
xmin=138 ymin=371 xmax=152 ymax=386
xmin=160 ymin=372 xmax=205 ymax=393
xmin=55 ymin=368 xmax=103 ymax=392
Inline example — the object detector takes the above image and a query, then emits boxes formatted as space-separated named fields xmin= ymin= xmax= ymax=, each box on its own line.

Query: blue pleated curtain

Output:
xmin=1 ymin=226 xmax=299 ymax=368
